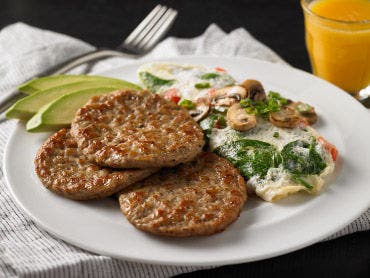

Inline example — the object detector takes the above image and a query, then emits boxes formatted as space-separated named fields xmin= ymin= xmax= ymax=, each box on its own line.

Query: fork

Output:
xmin=0 ymin=4 xmax=177 ymax=118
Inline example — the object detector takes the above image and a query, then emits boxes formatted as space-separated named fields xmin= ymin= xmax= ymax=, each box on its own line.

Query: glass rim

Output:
xmin=300 ymin=0 xmax=370 ymax=25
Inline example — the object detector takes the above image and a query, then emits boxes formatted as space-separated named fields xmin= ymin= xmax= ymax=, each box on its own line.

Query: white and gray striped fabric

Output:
xmin=0 ymin=23 xmax=369 ymax=278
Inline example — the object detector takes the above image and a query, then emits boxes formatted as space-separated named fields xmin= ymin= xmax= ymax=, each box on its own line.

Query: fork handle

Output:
xmin=0 ymin=49 xmax=138 ymax=117
xmin=42 ymin=48 xmax=138 ymax=76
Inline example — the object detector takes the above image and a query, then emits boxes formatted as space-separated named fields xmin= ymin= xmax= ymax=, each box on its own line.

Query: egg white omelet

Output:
xmin=138 ymin=62 xmax=337 ymax=202
xmin=209 ymin=120 xmax=335 ymax=202
xmin=137 ymin=63 xmax=235 ymax=101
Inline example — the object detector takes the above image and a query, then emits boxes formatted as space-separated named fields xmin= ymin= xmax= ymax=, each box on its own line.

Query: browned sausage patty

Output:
xmin=119 ymin=153 xmax=247 ymax=237
xmin=70 ymin=90 xmax=204 ymax=169
xmin=35 ymin=128 xmax=158 ymax=200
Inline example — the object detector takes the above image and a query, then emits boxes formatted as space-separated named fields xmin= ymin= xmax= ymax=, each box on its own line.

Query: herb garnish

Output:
xmin=195 ymin=82 xmax=211 ymax=89
xmin=178 ymin=99 xmax=196 ymax=110
xmin=273 ymin=132 xmax=279 ymax=138
xmin=240 ymin=91 xmax=288 ymax=118
xmin=199 ymin=73 xmax=220 ymax=80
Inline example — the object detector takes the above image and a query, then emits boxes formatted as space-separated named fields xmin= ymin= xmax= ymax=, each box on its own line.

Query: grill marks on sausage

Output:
xmin=34 ymin=128 xmax=158 ymax=200
xmin=119 ymin=153 xmax=247 ymax=237
xmin=71 ymin=90 xmax=204 ymax=169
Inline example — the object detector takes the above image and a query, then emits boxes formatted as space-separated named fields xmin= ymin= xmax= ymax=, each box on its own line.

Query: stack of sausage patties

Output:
xmin=35 ymin=90 xmax=246 ymax=237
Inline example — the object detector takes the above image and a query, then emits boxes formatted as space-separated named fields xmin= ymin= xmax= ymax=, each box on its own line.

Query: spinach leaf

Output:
xmin=139 ymin=72 xmax=174 ymax=92
xmin=281 ymin=138 xmax=326 ymax=176
xmin=215 ymin=139 xmax=281 ymax=179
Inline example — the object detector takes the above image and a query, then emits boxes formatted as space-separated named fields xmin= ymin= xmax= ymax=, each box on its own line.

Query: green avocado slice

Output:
xmin=26 ymin=87 xmax=120 ymax=132
xmin=6 ymin=80 xmax=140 ymax=120
xmin=19 ymin=75 xmax=141 ymax=94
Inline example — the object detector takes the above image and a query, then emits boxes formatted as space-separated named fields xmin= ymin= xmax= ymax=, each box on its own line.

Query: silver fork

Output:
xmin=0 ymin=4 xmax=177 ymax=118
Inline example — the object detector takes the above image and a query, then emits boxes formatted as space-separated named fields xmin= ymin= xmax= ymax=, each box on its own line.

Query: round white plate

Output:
xmin=4 ymin=56 xmax=370 ymax=266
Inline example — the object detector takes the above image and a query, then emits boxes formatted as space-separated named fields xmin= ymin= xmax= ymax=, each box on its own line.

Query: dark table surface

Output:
xmin=1 ymin=0 xmax=370 ymax=277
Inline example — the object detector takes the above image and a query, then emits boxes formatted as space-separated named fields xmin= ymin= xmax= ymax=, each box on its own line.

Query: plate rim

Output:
xmin=3 ymin=55 xmax=370 ymax=266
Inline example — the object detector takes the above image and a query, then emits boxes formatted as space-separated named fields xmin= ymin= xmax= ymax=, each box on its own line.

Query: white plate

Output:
xmin=4 ymin=56 xmax=370 ymax=266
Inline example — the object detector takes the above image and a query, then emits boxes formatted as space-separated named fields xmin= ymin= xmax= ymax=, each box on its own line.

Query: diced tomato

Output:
xmin=317 ymin=136 xmax=338 ymax=162
xmin=214 ymin=67 xmax=226 ymax=72
xmin=163 ymin=88 xmax=180 ymax=104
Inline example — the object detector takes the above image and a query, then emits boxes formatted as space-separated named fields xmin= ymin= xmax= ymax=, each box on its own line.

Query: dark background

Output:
xmin=2 ymin=0 xmax=310 ymax=71
xmin=1 ymin=0 xmax=369 ymax=277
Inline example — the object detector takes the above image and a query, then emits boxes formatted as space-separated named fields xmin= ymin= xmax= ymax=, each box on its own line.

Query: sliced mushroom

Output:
xmin=290 ymin=101 xmax=318 ymax=124
xmin=212 ymin=86 xmax=247 ymax=107
xmin=227 ymin=103 xmax=257 ymax=131
xmin=269 ymin=106 xmax=302 ymax=128
xmin=188 ymin=97 xmax=210 ymax=122
xmin=240 ymin=79 xmax=266 ymax=101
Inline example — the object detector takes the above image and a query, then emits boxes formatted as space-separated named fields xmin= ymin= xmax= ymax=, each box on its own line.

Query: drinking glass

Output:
xmin=301 ymin=0 xmax=370 ymax=97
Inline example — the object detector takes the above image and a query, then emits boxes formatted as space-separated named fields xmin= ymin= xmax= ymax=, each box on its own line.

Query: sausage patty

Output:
xmin=70 ymin=90 xmax=204 ymax=169
xmin=119 ymin=153 xmax=247 ymax=237
xmin=35 ymin=128 xmax=158 ymax=200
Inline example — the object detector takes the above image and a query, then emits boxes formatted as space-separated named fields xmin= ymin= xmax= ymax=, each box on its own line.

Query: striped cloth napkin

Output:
xmin=0 ymin=22 xmax=369 ymax=278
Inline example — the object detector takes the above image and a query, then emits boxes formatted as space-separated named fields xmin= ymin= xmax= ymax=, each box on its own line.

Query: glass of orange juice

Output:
xmin=301 ymin=0 xmax=370 ymax=96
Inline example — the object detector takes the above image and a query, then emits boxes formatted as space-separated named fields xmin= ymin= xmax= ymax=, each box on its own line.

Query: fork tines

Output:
xmin=121 ymin=5 xmax=178 ymax=54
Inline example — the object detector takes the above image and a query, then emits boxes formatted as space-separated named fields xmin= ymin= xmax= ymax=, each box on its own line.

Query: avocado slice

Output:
xmin=26 ymin=87 xmax=121 ymax=132
xmin=6 ymin=80 xmax=140 ymax=120
xmin=19 ymin=75 xmax=140 ymax=94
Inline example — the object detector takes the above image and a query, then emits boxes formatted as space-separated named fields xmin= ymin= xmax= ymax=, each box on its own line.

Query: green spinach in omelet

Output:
xmin=138 ymin=72 xmax=174 ymax=92
xmin=214 ymin=139 xmax=281 ymax=179
xmin=281 ymin=138 xmax=326 ymax=176
xmin=214 ymin=137 xmax=327 ymax=190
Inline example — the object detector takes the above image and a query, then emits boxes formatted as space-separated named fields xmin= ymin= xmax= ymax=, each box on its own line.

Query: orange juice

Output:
xmin=302 ymin=0 xmax=370 ymax=94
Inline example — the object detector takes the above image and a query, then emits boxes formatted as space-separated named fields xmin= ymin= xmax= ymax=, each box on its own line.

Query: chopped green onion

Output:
xmin=239 ymin=91 xmax=289 ymax=118
xmin=268 ymin=91 xmax=288 ymax=106
xmin=178 ymin=99 xmax=196 ymax=110
xmin=245 ymin=107 xmax=256 ymax=115
xmin=199 ymin=73 xmax=220 ymax=80
xmin=240 ymin=99 xmax=253 ymax=108
xmin=273 ymin=132 xmax=279 ymax=138
xmin=195 ymin=82 xmax=211 ymax=89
